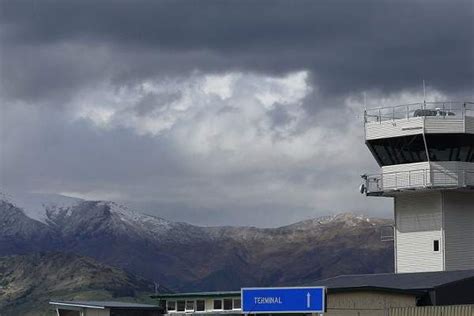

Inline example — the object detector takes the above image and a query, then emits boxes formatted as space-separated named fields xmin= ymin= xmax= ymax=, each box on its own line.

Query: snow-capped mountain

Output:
xmin=0 ymin=191 xmax=393 ymax=291
xmin=0 ymin=191 xmax=82 ymax=224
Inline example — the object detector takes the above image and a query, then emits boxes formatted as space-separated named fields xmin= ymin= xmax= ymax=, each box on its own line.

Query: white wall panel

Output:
xmin=424 ymin=118 xmax=465 ymax=133
xmin=443 ymin=191 xmax=474 ymax=271
xmin=365 ymin=118 xmax=423 ymax=140
xmin=366 ymin=116 xmax=472 ymax=140
xmin=465 ymin=116 xmax=474 ymax=134
xmin=395 ymin=192 xmax=444 ymax=273
xmin=382 ymin=163 xmax=430 ymax=190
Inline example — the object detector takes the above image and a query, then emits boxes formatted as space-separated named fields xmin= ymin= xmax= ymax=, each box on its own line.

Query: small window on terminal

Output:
xmin=233 ymin=298 xmax=242 ymax=309
xmin=196 ymin=300 xmax=205 ymax=311
xmin=213 ymin=299 xmax=222 ymax=310
xmin=177 ymin=300 xmax=185 ymax=312
xmin=434 ymin=240 xmax=440 ymax=252
xmin=186 ymin=301 xmax=195 ymax=311
xmin=167 ymin=301 xmax=176 ymax=311
xmin=223 ymin=299 xmax=233 ymax=310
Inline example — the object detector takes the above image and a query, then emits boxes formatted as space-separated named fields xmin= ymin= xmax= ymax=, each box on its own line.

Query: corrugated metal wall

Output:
xmin=365 ymin=118 xmax=424 ymax=140
xmin=365 ymin=116 xmax=472 ymax=140
xmin=389 ymin=305 xmax=474 ymax=316
xmin=395 ymin=192 xmax=444 ymax=273
xmin=424 ymin=118 xmax=465 ymax=133
xmin=444 ymin=191 xmax=474 ymax=271
xmin=465 ymin=117 xmax=474 ymax=134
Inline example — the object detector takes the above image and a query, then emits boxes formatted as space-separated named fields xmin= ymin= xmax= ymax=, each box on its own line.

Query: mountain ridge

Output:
xmin=0 ymin=252 xmax=161 ymax=316
xmin=0 ymin=192 xmax=394 ymax=292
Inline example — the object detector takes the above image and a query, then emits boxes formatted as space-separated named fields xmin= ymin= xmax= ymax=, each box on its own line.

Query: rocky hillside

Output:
xmin=0 ymin=252 xmax=160 ymax=316
xmin=0 ymin=193 xmax=394 ymax=292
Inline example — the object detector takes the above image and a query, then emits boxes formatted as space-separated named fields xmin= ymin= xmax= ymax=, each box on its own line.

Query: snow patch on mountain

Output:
xmin=0 ymin=191 xmax=82 ymax=224
xmin=99 ymin=201 xmax=172 ymax=232
xmin=286 ymin=212 xmax=381 ymax=230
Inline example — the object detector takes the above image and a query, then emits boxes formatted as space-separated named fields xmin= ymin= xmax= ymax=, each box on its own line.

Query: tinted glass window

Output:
xmin=58 ymin=310 xmax=80 ymax=316
xmin=223 ymin=299 xmax=233 ymax=310
xmin=196 ymin=300 xmax=205 ymax=311
xmin=177 ymin=301 xmax=185 ymax=312
xmin=426 ymin=134 xmax=474 ymax=162
xmin=233 ymin=299 xmax=241 ymax=309
xmin=186 ymin=301 xmax=194 ymax=311
xmin=167 ymin=301 xmax=176 ymax=311
xmin=111 ymin=311 xmax=160 ymax=316
xmin=367 ymin=135 xmax=427 ymax=166
xmin=434 ymin=240 xmax=440 ymax=252
xmin=213 ymin=300 xmax=222 ymax=310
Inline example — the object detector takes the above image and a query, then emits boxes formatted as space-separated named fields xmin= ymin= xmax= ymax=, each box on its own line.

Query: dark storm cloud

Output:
xmin=0 ymin=0 xmax=472 ymax=226
xmin=1 ymin=0 xmax=473 ymax=103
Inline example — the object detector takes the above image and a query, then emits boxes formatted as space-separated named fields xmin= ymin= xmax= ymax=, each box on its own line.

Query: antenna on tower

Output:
xmin=363 ymin=92 xmax=367 ymax=110
xmin=423 ymin=80 xmax=426 ymax=108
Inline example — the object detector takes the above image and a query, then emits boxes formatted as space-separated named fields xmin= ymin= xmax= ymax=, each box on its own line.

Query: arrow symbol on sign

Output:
xmin=306 ymin=292 xmax=311 ymax=308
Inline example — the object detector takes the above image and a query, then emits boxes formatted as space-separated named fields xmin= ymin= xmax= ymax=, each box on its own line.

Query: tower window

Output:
xmin=366 ymin=135 xmax=427 ymax=166
xmin=433 ymin=240 xmax=440 ymax=252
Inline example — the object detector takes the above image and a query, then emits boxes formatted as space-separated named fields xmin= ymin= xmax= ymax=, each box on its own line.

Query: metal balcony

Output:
xmin=364 ymin=102 xmax=474 ymax=124
xmin=365 ymin=169 xmax=474 ymax=195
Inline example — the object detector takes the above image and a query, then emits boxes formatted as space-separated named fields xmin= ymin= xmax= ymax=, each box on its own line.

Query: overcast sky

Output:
xmin=1 ymin=0 xmax=473 ymax=227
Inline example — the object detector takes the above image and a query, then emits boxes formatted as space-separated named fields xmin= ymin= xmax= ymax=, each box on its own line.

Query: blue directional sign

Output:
xmin=241 ymin=287 xmax=325 ymax=314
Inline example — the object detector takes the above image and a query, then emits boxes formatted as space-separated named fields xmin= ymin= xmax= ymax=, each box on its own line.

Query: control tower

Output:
xmin=361 ymin=101 xmax=474 ymax=273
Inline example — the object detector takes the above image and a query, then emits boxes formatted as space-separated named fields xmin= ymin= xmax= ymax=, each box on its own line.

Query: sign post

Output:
xmin=241 ymin=287 xmax=325 ymax=314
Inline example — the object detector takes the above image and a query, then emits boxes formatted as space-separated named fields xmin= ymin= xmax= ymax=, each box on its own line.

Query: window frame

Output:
xmin=213 ymin=299 xmax=223 ymax=311
xmin=185 ymin=300 xmax=195 ymax=312
xmin=223 ymin=298 xmax=233 ymax=311
xmin=233 ymin=298 xmax=242 ymax=310
xmin=433 ymin=239 xmax=440 ymax=252
xmin=366 ymin=134 xmax=428 ymax=166
xmin=177 ymin=300 xmax=186 ymax=312
xmin=195 ymin=300 xmax=205 ymax=312
xmin=167 ymin=300 xmax=176 ymax=312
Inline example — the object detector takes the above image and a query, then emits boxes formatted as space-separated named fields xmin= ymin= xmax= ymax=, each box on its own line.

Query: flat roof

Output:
xmin=152 ymin=270 xmax=474 ymax=299
xmin=152 ymin=291 xmax=240 ymax=299
xmin=50 ymin=300 xmax=160 ymax=310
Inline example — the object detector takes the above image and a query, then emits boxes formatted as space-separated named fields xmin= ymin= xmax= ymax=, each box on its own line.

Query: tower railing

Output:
xmin=365 ymin=169 xmax=474 ymax=194
xmin=364 ymin=102 xmax=474 ymax=124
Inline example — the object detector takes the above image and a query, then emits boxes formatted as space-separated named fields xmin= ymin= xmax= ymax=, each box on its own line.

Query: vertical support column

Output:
xmin=393 ymin=197 xmax=398 ymax=273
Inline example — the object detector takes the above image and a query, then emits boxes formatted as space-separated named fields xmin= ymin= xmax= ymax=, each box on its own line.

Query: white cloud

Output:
xmin=73 ymin=71 xmax=317 ymax=171
xmin=69 ymin=72 xmax=450 ymax=223
xmin=202 ymin=73 xmax=236 ymax=99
